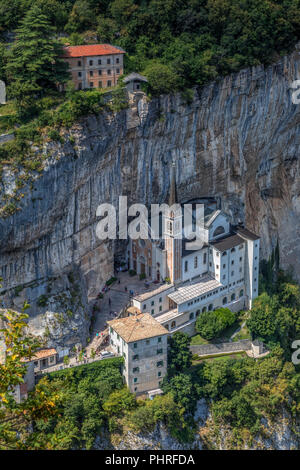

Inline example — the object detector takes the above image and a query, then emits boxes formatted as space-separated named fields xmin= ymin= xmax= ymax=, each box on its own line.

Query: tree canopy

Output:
xmin=5 ymin=4 xmax=69 ymax=111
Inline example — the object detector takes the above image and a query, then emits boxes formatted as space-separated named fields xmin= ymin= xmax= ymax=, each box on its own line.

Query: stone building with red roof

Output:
xmin=63 ymin=44 xmax=126 ymax=90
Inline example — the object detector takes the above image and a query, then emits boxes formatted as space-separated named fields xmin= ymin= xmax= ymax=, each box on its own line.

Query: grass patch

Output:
xmin=192 ymin=351 xmax=247 ymax=364
xmin=190 ymin=334 xmax=209 ymax=345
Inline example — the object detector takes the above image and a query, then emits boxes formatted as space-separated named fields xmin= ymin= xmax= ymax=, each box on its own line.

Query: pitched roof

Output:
xmin=63 ymin=44 xmax=126 ymax=58
xmin=133 ymin=283 xmax=174 ymax=302
xmin=108 ymin=313 xmax=168 ymax=343
xmin=236 ymin=227 xmax=260 ymax=241
xmin=22 ymin=348 xmax=57 ymax=362
xmin=168 ymin=275 xmax=222 ymax=305
xmin=204 ymin=209 xmax=222 ymax=227
xmin=124 ymin=73 xmax=148 ymax=83
xmin=211 ymin=234 xmax=245 ymax=252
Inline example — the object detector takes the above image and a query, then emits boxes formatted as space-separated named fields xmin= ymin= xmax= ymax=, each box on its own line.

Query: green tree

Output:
xmin=0 ymin=307 xmax=62 ymax=449
xmin=143 ymin=61 xmax=182 ymax=95
xmin=167 ymin=331 xmax=192 ymax=375
xmin=247 ymin=292 xmax=278 ymax=341
xmin=163 ymin=372 xmax=197 ymax=414
xmin=65 ymin=0 xmax=96 ymax=33
xmin=102 ymin=387 xmax=137 ymax=417
xmin=195 ymin=307 xmax=235 ymax=340
xmin=0 ymin=42 xmax=7 ymax=81
xmin=6 ymin=4 xmax=69 ymax=112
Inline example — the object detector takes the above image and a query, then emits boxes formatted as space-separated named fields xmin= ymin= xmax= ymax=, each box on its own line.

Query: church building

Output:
xmin=127 ymin=164 xmax=260 ymax=337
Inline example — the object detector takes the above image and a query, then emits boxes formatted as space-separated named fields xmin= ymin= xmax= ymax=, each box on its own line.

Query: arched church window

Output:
xmin=239 ymin=289 xmax=244 ymax=298
xmin=202 ymin=307 xmax=207 ymax=313
xmin=231 ymin=293 xmax=236 ymax=301
xmin=208 ymin=304 xmax=213 ymax=311
xmin=213 ymin=226 xmax=225 ymax=237
xmin=189 ymin=312 xmax=194 ymax=320
xmin=222 ymin=297 xmax=227 ymax=305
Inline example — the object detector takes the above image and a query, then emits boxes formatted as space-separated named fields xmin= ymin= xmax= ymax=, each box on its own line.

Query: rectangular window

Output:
xmin=151 ymin=301 xmax=154 ymax=306
xmin=157 ymin=349 xmax=163 ymax=354
xmin=107 ymin=80 xmax=111 ymax=87
xmin=133 ymin=367 xmax=139 ymax=373
xmin=107 ymin=58 xmax=111 ymax=64
xmin=134 ymin=343 xmax=137 ymax=349
xmin=146 ymin=339 xmax=150 ymax=345
xmin=157 ymin=361 xmax=164 ymax=367
xmin=90 ymin=82 xmax=93 ymax=88
xmin=116 ymin=58 xmax=119 ymax=64
xmin=90 ymin=70 xmax=93 ymax=77
xmin=107 ymin=69 xmax=111 ymax=75
xmin=194 ymin=256 xmax=198 ymax=268
xmin=158 ymin=337 xmax=162 ymax=343
xmin=184 ymin=260 xmax=188 ymax=272
xmin=89 ymin=60 xmax=93 ymax=66
xmin=151 ymin=309 xmax=154 ymax=315
xmin=159 ymin=297 xmax=162 ymax=302
xmin=158 ymin=371 xmax=161 ymax=377
xmin=203 ymin=253 xmax=207 ymax=264
xmin=133 ymin=354 xmax=139 ymax=361
xmin=116 ymin=68 xmax=120 ymax=74
xmin=133 ymin=377 xmax=138 ymax=383
xmin=98 ymin=69 xmax=102 ymax=75
xmin=78 ymin=60 xmax=82 ymax=66
xmin=78 ymin=71 xmax=82 ymax=77
xmin=98 ymin=81 xmax=102 ymax=88
xmin=159 ymin=306 xmax=162 ymax=311
xmin=98 ymin=59 xmax=101 ymax=65
xmin=78 ymin=83 xmax=82 ymax=90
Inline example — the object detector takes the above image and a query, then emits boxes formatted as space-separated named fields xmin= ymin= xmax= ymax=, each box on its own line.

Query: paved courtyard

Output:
xmin=86 ymin=271 xmax=167 ymax=354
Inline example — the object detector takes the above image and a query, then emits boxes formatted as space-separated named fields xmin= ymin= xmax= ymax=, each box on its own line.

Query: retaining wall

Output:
xmin=190 ymin=339 xmax=252 ymax=357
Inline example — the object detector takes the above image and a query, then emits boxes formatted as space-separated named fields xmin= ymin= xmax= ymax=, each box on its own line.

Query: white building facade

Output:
xmin=127 ymin=170 xmax=260 ymax=337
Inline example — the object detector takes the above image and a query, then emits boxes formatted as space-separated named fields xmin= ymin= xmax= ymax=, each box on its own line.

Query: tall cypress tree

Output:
xmin=6 ymin=4 xmax=70 ymax=109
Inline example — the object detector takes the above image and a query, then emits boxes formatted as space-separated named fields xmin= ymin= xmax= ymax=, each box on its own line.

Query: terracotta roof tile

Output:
xmin=22 ymin=348 xmax=57 ymax=362
xmin=63 ymin=44 xmax=126 ymax=58
xmin=108 ymin=313 xmax=168 ymax=343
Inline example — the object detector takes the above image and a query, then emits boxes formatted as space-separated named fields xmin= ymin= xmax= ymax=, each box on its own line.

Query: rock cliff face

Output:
xmin=95 ymin=399 xmax=300 ymax=450
xmin=0 ymin=47 xmax=300 ymax=346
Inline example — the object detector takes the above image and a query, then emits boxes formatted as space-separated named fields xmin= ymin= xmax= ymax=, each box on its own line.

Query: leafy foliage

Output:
xmin=167 ymin=331 xmax=192 ymax=375
xmin=5 ymin=4 xmax=70 ymax=112
xmin=195 ymin=307 xmax=236 ymax=340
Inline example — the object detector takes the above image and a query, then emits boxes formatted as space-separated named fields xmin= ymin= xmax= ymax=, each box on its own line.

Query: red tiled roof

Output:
xmin=63 ymin=44 xmax=126 ymax=58
xmin=21 ymin=348 xmax=57 ymax=362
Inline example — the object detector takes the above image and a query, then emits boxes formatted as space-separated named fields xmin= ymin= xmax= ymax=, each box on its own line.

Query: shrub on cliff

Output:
xmin=143 ymin=61 xmax=182 ymax=96
xmin=54 ymin=89 xmax=105 ymax=127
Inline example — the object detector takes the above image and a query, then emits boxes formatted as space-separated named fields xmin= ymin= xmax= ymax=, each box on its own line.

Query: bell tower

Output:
xmin=164 ymin=162 xmax=182 ymax=284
